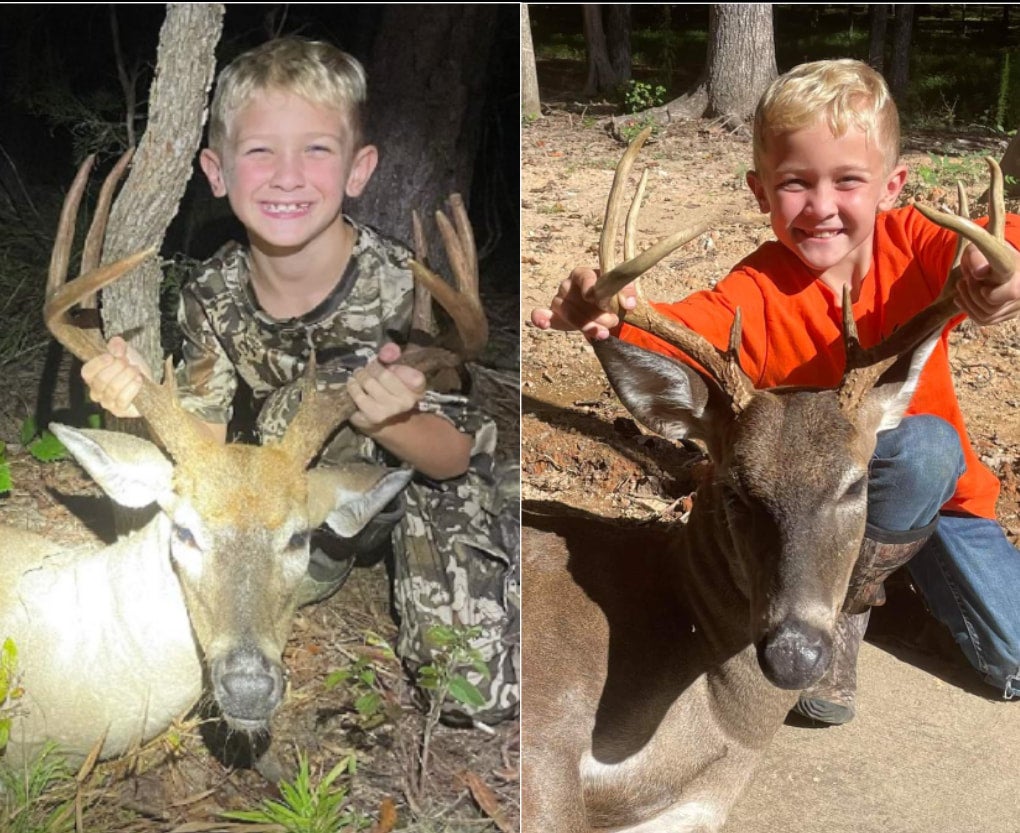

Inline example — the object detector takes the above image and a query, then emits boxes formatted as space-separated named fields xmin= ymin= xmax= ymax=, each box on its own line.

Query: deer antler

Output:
xmin=837 ymin=157 xmax=1016 ymax=414
xmin=44 ymin=151 xmax=214 ymax=460
xmin=277 ymin=195 xmax=487 ymax=466
xmin=593 ymin=126 xmax=756 ymax=414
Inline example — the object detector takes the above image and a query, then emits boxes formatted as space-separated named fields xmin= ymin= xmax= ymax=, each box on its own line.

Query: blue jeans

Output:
xmin=867 ymin=415 xmax=1020 ymax=699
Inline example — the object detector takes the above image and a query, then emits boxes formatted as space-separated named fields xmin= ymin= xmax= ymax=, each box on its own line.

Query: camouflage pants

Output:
xmin=258 ymin=382 xmax=520 ymax=725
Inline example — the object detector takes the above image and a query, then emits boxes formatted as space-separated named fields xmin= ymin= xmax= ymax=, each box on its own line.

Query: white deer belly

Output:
xmin=1 ymin=544 xmax=203 ymax=764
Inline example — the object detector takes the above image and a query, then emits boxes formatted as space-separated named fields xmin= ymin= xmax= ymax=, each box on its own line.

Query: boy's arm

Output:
xmin=346 ymin=343 xmax=472 ymax=480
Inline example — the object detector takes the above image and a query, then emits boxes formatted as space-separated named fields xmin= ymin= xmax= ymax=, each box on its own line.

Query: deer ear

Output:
xmin=591 ymin=337 xmax=734 ymax=446
xmin=860 ymin=330 xmax=941 ymax=433
xmin=48 ymin=424 xmax=174 ymax=509
xmin=307 ymin=465 xmax=413 ymax=537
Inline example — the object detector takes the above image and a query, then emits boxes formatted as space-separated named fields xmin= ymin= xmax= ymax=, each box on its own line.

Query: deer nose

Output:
xmin=757 ymin=619 xmax=832 ymax=690
xmin=213 ymin=647 xmax=283 ymax=728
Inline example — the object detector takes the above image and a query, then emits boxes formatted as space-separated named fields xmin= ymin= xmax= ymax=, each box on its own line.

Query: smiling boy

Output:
xmin=84 ymin=37 xmax=519 ymax=726
xmin=533 ymin=59 xmax=1020 ymax=723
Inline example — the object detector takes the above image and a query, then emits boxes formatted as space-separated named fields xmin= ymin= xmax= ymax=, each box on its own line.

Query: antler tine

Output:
xmin=408 ymin=193 xmax=488 ymax=361
xmin=45 ymin=153 xmax=212 ymax=460
xmin=839 ymin=157 xmax=1014 ymax=414
xmin=591 ymin=126 xmax=756 ymax=414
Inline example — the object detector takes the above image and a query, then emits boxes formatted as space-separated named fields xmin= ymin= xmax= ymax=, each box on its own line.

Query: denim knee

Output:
xmin=867 ymin=416 xmax=965 ymax=532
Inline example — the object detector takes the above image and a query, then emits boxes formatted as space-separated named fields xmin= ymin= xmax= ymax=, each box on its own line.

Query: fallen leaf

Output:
xmin=460 ymin=771 xmax=513 ymax=833
xmin=369 ymin=797 xmax=398 ymax=833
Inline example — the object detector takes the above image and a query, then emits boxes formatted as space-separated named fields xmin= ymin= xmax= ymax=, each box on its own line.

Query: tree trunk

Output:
xmin=582 ymin=5 xmax=616 ymax=97
xmin=888 ymin=5 xmax=913 ymax=104
xmin=614 ymin=3 xmax=776 ymax=136
xmin=605 ymin=5 xmax=632 ymax=86
xmin=705 ymin=4 xmax=777 ymax=124
xmin=869 ymin=4 xmax=889 ymax=72
xmin=355 ymin=5 xmax=497 ymax=258
xmin=101 ymin=3 xmax=224 ymax=376
xmin=521 ymin=4 xmax=542 ymax=120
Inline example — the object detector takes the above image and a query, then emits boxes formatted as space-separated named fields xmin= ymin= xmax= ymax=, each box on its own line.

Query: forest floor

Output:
xmin=521 ymin=106 xmax=1020 ymax=832
xmin=0 ymin=282 xmax=520 ymax=831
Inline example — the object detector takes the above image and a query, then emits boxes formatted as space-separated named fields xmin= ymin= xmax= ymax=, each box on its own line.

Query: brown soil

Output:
xmin=521 ymin=109 xmax=1020 ymax=831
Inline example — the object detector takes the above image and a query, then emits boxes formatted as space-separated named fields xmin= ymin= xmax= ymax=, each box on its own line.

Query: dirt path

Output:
xmin=521 ymin=111 xmax=1020 ymax=832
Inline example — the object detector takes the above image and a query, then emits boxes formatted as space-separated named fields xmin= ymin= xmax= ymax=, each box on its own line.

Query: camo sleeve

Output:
xmin=173 ymin=285 xmax=237 ymax=425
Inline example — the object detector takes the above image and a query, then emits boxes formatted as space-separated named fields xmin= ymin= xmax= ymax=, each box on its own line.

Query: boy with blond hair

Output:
xmin=534 ymin=58 xmax=1020 ymax=723
xmin=84 ymin=36 xmax=519 ymax=726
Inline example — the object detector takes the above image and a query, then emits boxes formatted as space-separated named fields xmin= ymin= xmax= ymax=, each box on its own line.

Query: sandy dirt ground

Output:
xmin=521 ymin=109 xmax=1020 ymax=832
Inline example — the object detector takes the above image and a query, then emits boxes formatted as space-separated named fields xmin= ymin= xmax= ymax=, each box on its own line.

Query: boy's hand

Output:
xmin=347 ymin=343 xmax=427 ymax=433
xmin=956 ymin=243 xmax=1020 ymax=326
xmin=530 ymin=267 xmax=638 ymax=340
xmin=80 ymin=335 xmax=153 ymax=419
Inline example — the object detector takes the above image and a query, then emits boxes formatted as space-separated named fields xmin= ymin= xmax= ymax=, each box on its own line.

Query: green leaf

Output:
xmin=0 ymin=461 xmax=10 ymax=496
xmin=87 ymin=413 xmax=103 ymax=429
xmin=354 ymin=692 xmax=381 ymax=717
xmin=0 ymin=719 xmax=9 ymax=751
xmin=28 ymin=431 xmax=68 ymax=463
xmin=425 ymin=624 xmax=458 ymax=647
xmin=19 ymin=416 xmax=38 ymax=446
xmin=447 ymin=675 xmax=486 ymax=708
xmin=324 ymin=669 xmax=351 ymax=689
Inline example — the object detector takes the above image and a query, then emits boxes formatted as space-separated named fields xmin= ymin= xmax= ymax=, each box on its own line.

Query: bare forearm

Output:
xmin=363 ymin=411 xmax=472 ymax=480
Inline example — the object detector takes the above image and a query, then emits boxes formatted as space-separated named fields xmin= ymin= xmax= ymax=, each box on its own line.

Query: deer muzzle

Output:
xmin=211 ymin=646 xmax=284 ymax=731
xmin=757 ymin=618 xmax=832 ymax=690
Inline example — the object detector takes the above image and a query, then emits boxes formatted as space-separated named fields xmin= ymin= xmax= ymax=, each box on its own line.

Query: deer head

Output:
xmin=586 ymin=128 xmax=1013 ymax=690
xmin=43 ymin=152 xmax=486 ymax=732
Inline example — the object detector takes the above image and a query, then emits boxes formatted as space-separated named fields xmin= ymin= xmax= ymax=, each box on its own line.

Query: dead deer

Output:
xmin=0 ymin=152 xmax=486 ymax=767
xmin=522 ymin=130 xmax=1014 ymax=832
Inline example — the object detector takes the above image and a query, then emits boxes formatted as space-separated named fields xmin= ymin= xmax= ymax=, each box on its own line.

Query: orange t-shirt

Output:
xmin=618 ymin=205 xmax=1019 ymax=520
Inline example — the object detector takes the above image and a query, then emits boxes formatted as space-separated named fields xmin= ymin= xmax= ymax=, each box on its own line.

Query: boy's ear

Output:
xmin=877 ymin=163 xmax=908 ymax=211
xmin=199 ymin=148 xmax=228 ymax=197
xmin=745 ymin=170 xmax=771 ymax=213
xmin=345 ymin=144 xmax=378 ymax=198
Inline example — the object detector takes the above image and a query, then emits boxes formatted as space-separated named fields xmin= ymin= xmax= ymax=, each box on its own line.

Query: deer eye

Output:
xmin=287 ymin=531 xmax=311 ymax=550
xmin=172 ymin=524 xmax=198 ymax=549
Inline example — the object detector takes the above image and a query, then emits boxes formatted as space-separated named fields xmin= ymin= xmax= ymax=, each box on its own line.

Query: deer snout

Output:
xmin=212 ymin=646 xmax=284 ymax=730
xmin=757 ymin=619 xmax=832 ymax=690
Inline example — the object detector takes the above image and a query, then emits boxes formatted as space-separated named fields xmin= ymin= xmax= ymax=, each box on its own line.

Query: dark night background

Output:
xmin=0 ymin=3 xmax=520 ymax=360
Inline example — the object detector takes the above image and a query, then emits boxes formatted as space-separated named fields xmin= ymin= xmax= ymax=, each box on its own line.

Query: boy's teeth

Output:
xmin=265 ymin=203 xmax=308 ymax=213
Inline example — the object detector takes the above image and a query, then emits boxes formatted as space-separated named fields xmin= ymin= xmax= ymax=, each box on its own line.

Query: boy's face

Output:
xmin=200 ymin=90 xmax=377 ymax=254
xmin=746 ymin=121 xmax=907 ymax=285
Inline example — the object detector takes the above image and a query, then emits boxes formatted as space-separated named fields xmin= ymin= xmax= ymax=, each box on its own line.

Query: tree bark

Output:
xmin=868 ymin=4 xmax=889 ymax=72
xmin=521 ymin=4 xmax=542 ymax=120
xmin=101 ymin=3 xmax=224 ymax=376
xmin=887 ymin=5 xmax=913 ymax=104
xmin=605 ymin=5 xmax=632 ymax=87
xmin=355 ymin=5 xmax=497 ymax=255
xmin=582 ymin=5 xmax=616 ymax=98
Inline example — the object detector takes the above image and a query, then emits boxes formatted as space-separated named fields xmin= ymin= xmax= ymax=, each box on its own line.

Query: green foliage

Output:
xmin=324 ymin=632 xmax=397 ymax=730
xmin=222 ymin=752 xmax=370 ymax=833
xmin=0 ymin=637 xmax=22 ymax=752
xmin=19 ymin=415 xmax=97 ymax=464
xmin=913 ymin=153 xmax=992 ymax=191
xmin=0 ymin=742 xmax=76 ymax=833
xmin=620 ymin=79 xmax=667 ymax=114
xmin=0 ymin=442 xmax=10 ymax=496
xmin=616 ymin=115 xmax=661 ymax=145
xmin=418 ymin=624 xmax=489 ymax=712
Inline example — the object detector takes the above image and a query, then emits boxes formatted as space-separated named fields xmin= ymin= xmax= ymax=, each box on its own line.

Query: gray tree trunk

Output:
xmin=888 ymin=5 xmax=913 ymax=104
xmin=869 ymin=4 xmax=889 ymax=72
xmin=582 ymin=5 xmax=630 ymax=97
xmin=522 ymin=4 xmax=542 ymax=120
xmin=705 ymin=4 xmax=777 ymax=124
xmin=355 ymin=5 xmax=497 ymax=257
xmin=101 ymin=3 xmax=224 ymax=377
xmin=615 ymin=3 xmax=775 ymax=134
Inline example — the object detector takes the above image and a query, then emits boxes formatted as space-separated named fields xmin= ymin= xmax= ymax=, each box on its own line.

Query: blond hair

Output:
xmin=208 ymin=36 xmax=368 ymax=153
xmin=752 ymin=59 xmax=900 ymax=173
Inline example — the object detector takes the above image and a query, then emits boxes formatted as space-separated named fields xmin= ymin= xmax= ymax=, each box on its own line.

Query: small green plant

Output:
xmin=0 ymin=441 xmax=10 ymax=496
xmin=411 ymin=624 xmax=489 ymax=801
xmin=222 ymin=751 xmax=370 ymax=833
xmin=616 ymin=115 xmax=661 ymax=145
xmin=914 ymin=153 xmax=990 ymax=191
xmin=0 ymin=637 xmax=23 ymax=752
xmin=621 ymin=79 xmax=668 ymax=114
xmin=325 ymin=632 xmax=397 ymax=730
xmin=0 ymin=742 xmax=76 ymax=833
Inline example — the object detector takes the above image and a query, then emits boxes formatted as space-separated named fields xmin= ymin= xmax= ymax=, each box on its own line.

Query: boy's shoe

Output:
xmin=793 ymin=609 xmax=869 ymax=725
